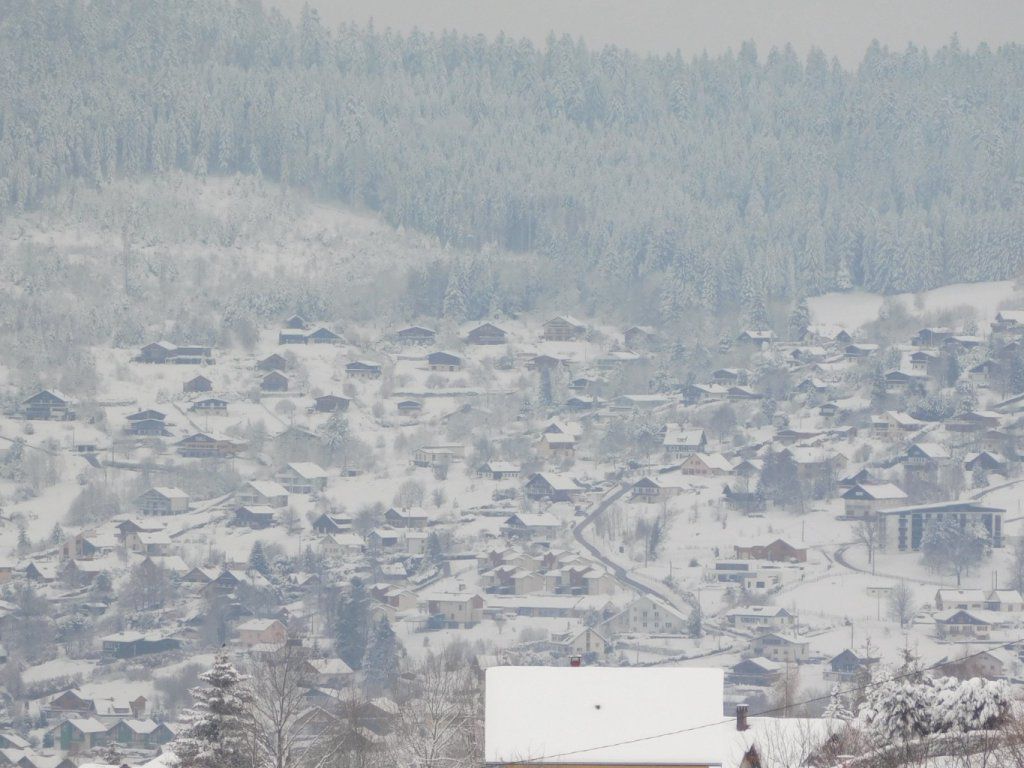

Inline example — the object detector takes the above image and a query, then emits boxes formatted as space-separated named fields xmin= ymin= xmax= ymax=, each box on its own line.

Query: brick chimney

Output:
xmin=569 ymin=655 xmax=582 ymax=667
xmin=736 ymin=704 xmax=749 ymax=732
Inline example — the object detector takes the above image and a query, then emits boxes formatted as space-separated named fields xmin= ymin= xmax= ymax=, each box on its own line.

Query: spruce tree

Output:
xmin=335 ymin=577 xmax=370 ymax=669
xmin=363 ymin=616 xmax=402 ymax=695
xmin=788 ymin=298 xmax=810 ymax=341
xmin=49 ymin=523 xmax=65 ymax=545
xmin=172 ymin=653 xmax=252 ymax=768
xmin=247 ymin=541 xmax=270 ymax=577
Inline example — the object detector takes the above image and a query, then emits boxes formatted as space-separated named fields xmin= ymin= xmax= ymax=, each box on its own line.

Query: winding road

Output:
xmin=571 ymin=483 xmax=694 ymax=612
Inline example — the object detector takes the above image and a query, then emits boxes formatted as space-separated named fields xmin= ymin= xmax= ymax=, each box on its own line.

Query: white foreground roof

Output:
xmin=484 ymin=666 xmax=724 ymax=765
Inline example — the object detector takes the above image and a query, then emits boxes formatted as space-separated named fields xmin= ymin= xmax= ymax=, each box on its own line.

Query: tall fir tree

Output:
xmin=335 ymin=577 xmax=370 ymax=670
xmin=247 ymin=541 xmax=270 ymax=577
xmin=172 ymin=653 xmax=252 ymax=768
xmin=363 ymin=616 xmax=402 ymax=695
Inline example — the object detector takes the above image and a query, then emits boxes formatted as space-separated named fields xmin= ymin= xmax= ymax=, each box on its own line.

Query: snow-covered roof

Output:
xmin=846 ymin=483 xmax=907 ymax=500
xmin=284 ymin=462 xmax=327 ymax=479
xmin=243 ymin=480 xmax=289 ymax=497
xmin=237 ymin=618 xmax=282 ymax=632
xmin=485 ymin=666 xmax=725 ymax=766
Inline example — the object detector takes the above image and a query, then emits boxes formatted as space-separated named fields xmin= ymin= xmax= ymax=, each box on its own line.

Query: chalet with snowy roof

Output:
xmin=542 ymin=315 xmax=587 ymax=341
xmin=275 ymin=462 xmax=327 ymax=494
xmin=679 ymin=452 xmax=734 ymax=476
xmin=734 ymin=539 xmax=807 ymax=563
xmin=176 ymin=431 xmax=243 ymax=458
xmin=22 ymin=390 xmax=74 ymax=421
xmin=396 ymin=325 xmax=436 ymax=345
xmin=560 ymin=627 xmax=609 ymax=659
xmin=43 ymin=718 xmax=108 ymax=754
xmin=308 ymin=326 xmax=343 ymax=344
xmin=527 ymin=353 xmax=565 ymax=371
xmin=232 ymin=505 xmax=277 ymax=529
xmin=841 ymin=483 xmax=907 ymax=518
xmin=751 ymin=632 xmax=809 ymax=663
xmin=903 ymin=441 xmax=951 ymax=468
xmin=682 ymin=383 xmax=729 ymax=404
xmin=260 ymin=370 xmax=289 ymax=392
xmin=541 ymin=431 xmax=576 ymax=458
xmin=484 ymin=666 xmax=724 ymax=768
xmin=910 ymin=349 xmax=940 ymax=372
xmin=566 ymin=395 xmax=602 ymax=410
xmin=137 ymin=340 xmax=178 ymax=363
xmin=948 ymin=410 xmax=1002 ymax=433
xmin=965 ymin=451 xmax=1008 ymax=474
xmin=384 ymin=507 xmax=428 ymax=530
xmin=182 ymin=374 xmax=212 ymax=393
xmin=884 ymin=369 xmax=928 ymax=392
xmin=623 ymin=325 xmax=657 ymax=348
xmin=871 ymin=410 xmax=923 ymax=438
xmin=413 ymin=445 xmax=460 ymax=468
xmin=503 ymin=512 xmax=562 ymax=540
xmin=257 ymin=353 xmax=287 ymax=372
xmin=524 ymin=473 xmax=584 ymax=501
xmin=189 ymin=397 xmax=229 ymax=416
xmin=805 ymin=325 xmax=853 ymax=344
xmin=795 ymin=377 xmax=829 ymax=395
xmin=106 ymin=719 xmax=173 ymax=750
xmin=477 ymin=462 xmax=521 ymax=481
xmin=729 ymin=657 xmax=782 ymax=687
xmin=598 ymin=595 xmax=688 ymax=635
xmin=724 ymin=605 xmax=796 ymax=633
xmin=736 ymin=329 xmax=775 ymax=349
xmin=844 ymin=342 xmax=879 ymax=358
xmin=877 ymin=500 xmax=1004 ymax=552
xmin=630 ymin=476 xmax=681 ymax=503
xmin=283 ymin=313 xmax=308 ymax=330
xmin=236 ymin=618 xmax=288 ymax=647
xmin=993 ymin=310 xmax=1024 ymax=333
xmin=423 ymin=591 xmax=484 ymax=628
xmin=712 ymin=368 xmax=746 ymax=385
xmin=466 ymin=322 xmax=508 ymax=345
xmin=825 ymin=649 xmax=877 ymax=683
xmin=312 ymin=513 xmax=352 ymax=534
xmin=237 ymin=480 xmax=289 ymax=508
xmin=568 ymin=376 xmax=601 ymax=392
xmin=913 ymin=327 xmax=955 ymax=347
xmin=125 ymin=529 xmax=172 ymax=556
xmin=427 ymin=351 xmax=462 ymax=371
xmin=134 ymin=487 xmax=189 ymax=516
xmin=944 ymin=334 xmax=984 ymax=351
xmin=125 ymin=413 xmax=170 ymax=436
xmin=313 ymin=394 xmax=350 ymax=413
xmin=968 ymin=359 xmax=997 ymax=387
xmin=279 ymin=329 xmax=308 ymax=344
xmin=345 ymin=360 xmax=382 ymax=379
xmin=101 ymin=632 xmax=180 ymax=660
xmin=934 ymin=609 xmax=1002 ymax=639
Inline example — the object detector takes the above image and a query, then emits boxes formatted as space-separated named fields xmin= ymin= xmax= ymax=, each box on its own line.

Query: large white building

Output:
xmin=877 ymin=500 xmax=1003 ymax=552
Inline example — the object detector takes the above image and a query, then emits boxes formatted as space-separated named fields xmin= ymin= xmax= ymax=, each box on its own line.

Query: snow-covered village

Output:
xmin=3 ymin=2 xmax=1024 ymax=768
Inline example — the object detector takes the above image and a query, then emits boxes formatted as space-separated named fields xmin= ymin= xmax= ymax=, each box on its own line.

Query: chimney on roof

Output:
xmin=736 ymin=704 xmax=749 ymax=732
xmin=569 ymin=655 xmax=582 ymax=667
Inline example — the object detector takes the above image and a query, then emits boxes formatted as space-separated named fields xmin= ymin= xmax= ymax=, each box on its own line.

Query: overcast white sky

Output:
xmin=274 ymin=0 xmax=1024 ymax=66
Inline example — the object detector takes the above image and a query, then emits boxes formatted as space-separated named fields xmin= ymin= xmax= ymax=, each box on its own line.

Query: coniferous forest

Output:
xmin=1 ymin=1 xmax=1023 ymax=324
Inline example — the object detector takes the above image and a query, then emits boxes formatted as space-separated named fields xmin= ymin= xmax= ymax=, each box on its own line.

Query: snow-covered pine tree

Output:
xmin=247 ymin=541 xmax=270 ymax=577
xmin=823 ymin=683 xmax=853 ymax=722
xmin=172 ymin=652 xmax=252 ymax=768
xmin=363 ymin=615 xmax=403 ymax=695
xmin=335 ymin=577 xmax=370 ymax=669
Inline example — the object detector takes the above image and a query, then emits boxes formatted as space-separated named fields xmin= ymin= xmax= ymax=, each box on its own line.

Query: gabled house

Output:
xmin=679 ymin=453 xmax=733 ymax=476
xmin=22 ymin=390 xmax=74 ymax=421
xmin=598 ymin=595 xmax=687 ymax=636
xmin=43 ymin=718 xmax=107 ymax=754
xmin=663 ymin=428 xmax=707 ymax=457
xmin=384 ymin=507 xmax=428 ymax=530
xmin=345 ymin=361 xmax=382 ymax=379
xmin=189 ymin=397 xmax=228 ymax=415
xmin=183 ymin=375 xmax=213 ymax=393
xmin=232 ymin=505 xmax=277 ymax=529
xmin=623 ymin=325 xmax=657 ymax=349
xmin=314 ymin=394 xmax=350 ymax=413
xmin=260 ymin=371 xmax=289 ymax=392
xmin=427 ymin=351 xmax=462 ymax=371
xmin=176 ymin=431 xmax=243 ymax=458
xmin=629 ymin=477 xmax=682 ymax=504
xmin=542 ymin=316 xmax=587 ymax=341
xmin=751 ymin=632 xmax=809 ymax=663
xmin=465 ymin=322 xmax=507 ymax=345
xmin=825 ymin=649 xmax=876 ymax=683
xmin=841 ymin=483 xmax=908 ymax=518
xmin=733 ymin=539 xmax=807 ymax=563
xmin=134 ymin=487 xmax=189 ymax=516
xmin=237 ymin=480 xmax=289 ymax=508
xmin=257 ymin=353 xmax=288 ymax=372
xmin=724 ymin=605 xmax=796 ymax=633
xmin=312 ymin=513 xmax=353 ymax=534
xmin=478 ymin=462 xmax=521 ymax=481
xmin=106 ymin=719 xmax=173 ymax=749
xmin=236 ymin=618 xmax=288 ymax=647
xmin=503 ymin=512 xmax=562 ymax=540
xmin=524 ymin=473 xmax=584 ymax=502
xmin=276 ymin=462 xmax=328 ymax=494
xmin=396 ymin=325 xmax=436 ymax=345
xmin=307 ymin=327 xmax=343 ymax=344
